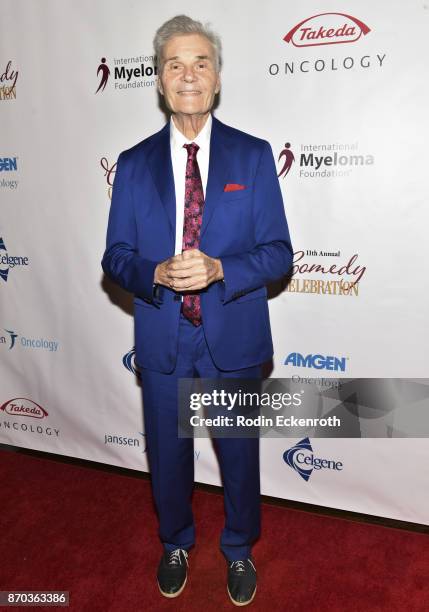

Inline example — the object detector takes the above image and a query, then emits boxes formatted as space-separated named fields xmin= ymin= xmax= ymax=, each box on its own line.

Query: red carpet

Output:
xmin=1 ymin=448 xmax=428 ymax=611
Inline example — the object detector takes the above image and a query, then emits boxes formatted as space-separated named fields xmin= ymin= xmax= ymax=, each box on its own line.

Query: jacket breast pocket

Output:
xmin=221 ymin=189 xmax=252 ymax=204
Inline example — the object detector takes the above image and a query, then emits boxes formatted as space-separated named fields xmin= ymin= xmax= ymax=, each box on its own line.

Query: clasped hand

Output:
xmin=154 ymin=248 xmax=224 ymax=292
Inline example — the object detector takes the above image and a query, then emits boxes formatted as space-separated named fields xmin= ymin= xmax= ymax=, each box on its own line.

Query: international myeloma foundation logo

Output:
xmin=284 ymin=13 xmax=371 ymax=47
xmin=95 ymin=53 xmax=157 ymax=93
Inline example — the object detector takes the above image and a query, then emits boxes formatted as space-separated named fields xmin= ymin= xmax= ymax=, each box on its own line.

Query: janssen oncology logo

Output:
xmin=0 ymin=398 xmax=48 ymax=419
xmin=95 ymin=54 xmax=157 ymax=93
xmin=0 ymin=157 xmax=19 ymax=190
xmin=0 ymin=328 xmax=59 ymax=352
xmin=283 ymin=13 xmax=371 ymax=48
xmin=269 ymin=13 xmax=386 ymax=77
xmin=104 ymin=432 xmax=147 ymax=453
xmin=284 ymin=352 xmax=348 ymax=372
xmin=0 ymin=238 xmax=29 ymax=282
xmin=283 ymin=437 xmax=343 ymax=482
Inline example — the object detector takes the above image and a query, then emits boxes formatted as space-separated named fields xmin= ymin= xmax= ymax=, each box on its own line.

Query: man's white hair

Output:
xmin=153 ymin=14 xmax=222 ymax=73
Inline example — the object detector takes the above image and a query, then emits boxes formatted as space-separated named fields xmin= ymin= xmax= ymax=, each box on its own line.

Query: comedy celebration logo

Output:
xmin=286 ymin=249 xmax=366 ymax=297
xmin=100 ymin=156 xmax=116 ymax=199
xmin=0 ymin=61 xmax=18 ymax=100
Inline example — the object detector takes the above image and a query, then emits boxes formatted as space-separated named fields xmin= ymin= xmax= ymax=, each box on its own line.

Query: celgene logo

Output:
xmin=123 ymin=346 xmax=140 ymax=377
xmin=0 ymin=237 xmax=29 ymax=282
xmin=283 ymin=437 xmax=343 ymax=481
xmin=284 ymin=13 xmax=371 ymax=47
xmin=0 ymin=398 xmax=48 ymax=419
xmin=284 ymin=352 xmax=347 ymax=371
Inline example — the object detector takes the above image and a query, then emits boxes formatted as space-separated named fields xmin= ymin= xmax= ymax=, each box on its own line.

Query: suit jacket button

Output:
xmin=174 ymin=294 xmax=181 ymax=301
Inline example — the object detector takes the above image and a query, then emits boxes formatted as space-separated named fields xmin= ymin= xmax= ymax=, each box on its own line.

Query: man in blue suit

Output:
xmin=102 ymin=14 xmax=292 ymax=606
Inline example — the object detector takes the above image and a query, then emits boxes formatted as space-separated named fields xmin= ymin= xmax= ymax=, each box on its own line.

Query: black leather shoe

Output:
xmin=227 ymin=557 xmax=257 ymax=606
xmin=157 ymin=548 xmax=189 ymax=598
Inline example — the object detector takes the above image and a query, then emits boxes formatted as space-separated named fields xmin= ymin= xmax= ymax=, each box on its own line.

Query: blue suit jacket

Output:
xmin=102 ymin=115 xmax=293 ymax=373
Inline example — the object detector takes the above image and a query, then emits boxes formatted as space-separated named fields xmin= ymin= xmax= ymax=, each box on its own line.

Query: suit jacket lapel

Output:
xmin=147 ymin=121 xmax=176 ymax=244
xmin=200 ymin=115 xmax=230 ymax=240
xmin=146 ymin=115 xmax=230 ymax=246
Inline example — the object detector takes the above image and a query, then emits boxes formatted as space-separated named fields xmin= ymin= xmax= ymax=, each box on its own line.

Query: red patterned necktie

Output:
xmin=181 ymin=142 xmax=204 ymax=326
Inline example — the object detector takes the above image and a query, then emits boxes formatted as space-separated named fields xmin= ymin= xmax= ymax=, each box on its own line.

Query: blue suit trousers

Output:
xmin=141 ymin=312 xmax=261 ymax=561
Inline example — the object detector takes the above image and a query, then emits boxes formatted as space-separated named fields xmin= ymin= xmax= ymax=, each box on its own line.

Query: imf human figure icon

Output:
xmin=278 ymin=142 xmax=295 ymax=178
xmin=102 ymin=14 xmax=293 ymax=606
xmin=96 ymin=57 xmax=110 ymax=93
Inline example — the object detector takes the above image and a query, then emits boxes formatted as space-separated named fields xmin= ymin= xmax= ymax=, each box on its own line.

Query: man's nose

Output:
xmin=183 ymin=66 xmax=196 ymax=81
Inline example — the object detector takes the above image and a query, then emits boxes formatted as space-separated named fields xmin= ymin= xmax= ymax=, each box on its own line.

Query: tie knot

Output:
xmin=183 ymin=142 xmax=199 ymax=158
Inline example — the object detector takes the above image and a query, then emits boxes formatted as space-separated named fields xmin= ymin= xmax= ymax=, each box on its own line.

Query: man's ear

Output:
xmin=157 ymin=76 xmax=164 ymax=96
xmin=215 ymin=74 xmax=221 ymax=95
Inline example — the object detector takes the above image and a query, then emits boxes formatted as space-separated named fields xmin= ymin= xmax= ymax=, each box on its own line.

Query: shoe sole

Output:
xmin=157 ymin=575 xmax=187 ymax=598
xmin=227 ymin=584 xmax=257 ymax=606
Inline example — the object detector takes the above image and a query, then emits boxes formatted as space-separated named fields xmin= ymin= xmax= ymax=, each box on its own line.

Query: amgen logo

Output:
xmin=283 ymin=437 xmax=343 ymax=481
xmin=284 ymin=13 xmax=371 ymax=47
xmin=284 ymin=352 xmax=347 ymax=371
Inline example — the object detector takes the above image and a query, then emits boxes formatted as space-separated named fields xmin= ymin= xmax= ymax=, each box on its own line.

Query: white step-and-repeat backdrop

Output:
xmin=1 ymin=0 xmax=428 ymax=525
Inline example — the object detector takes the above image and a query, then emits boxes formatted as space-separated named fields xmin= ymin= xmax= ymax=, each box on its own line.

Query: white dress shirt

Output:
xmin=170 ymin=113 xmax=212 ymax=255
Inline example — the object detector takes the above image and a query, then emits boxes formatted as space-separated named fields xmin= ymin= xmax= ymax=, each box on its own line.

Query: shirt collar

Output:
xmin=170 ymin=113 xmax=212 ymax=153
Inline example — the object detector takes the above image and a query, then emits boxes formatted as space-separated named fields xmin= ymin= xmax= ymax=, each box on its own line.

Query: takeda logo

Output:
xmin=0 ymin=398 xmax=48 ymax=419
xmin=284 ymin=13 xmax=371 ymax=47
xmin=270 ymin=14 xmax=385 ymax=77
xmin=0 ymin=398 xmax=61 ymax=439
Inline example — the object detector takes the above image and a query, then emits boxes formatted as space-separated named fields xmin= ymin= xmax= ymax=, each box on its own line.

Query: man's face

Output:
xmin=158 ymin=33 xmax=220 ymax=116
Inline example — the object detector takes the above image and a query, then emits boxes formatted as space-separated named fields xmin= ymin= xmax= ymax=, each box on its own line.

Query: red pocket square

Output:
xmin=224 ymin=183 xmax=246 ymax=192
